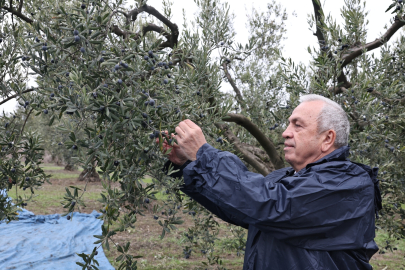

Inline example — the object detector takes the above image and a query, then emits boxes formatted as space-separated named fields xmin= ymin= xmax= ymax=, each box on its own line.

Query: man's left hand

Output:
xmin=174 ymin=119 xmax=207 ymax=161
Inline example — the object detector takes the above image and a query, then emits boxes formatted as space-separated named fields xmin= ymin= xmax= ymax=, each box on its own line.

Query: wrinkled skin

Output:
xmin=174 ymin=119 xmax=207 ymax=161
xmin=282 ymin=100 xmax=337 ymax=172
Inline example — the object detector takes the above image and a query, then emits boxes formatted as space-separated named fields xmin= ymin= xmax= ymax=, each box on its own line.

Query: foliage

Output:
xmin=1 ymin=0 xmax=405 ymax=269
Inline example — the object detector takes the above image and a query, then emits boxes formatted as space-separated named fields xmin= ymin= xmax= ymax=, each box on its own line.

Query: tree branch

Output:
xmin=17 ymin=0 xmax=23 ymax=13
xmin=311 ymin=0 xmax=326 ymax=43
xmin=111 ymin=25 xmax=129 ymax=39
xmin=142 ymin=23 xmax=171 ymax=40
xmin=348 ymin=112 xmax=367 ymax=130
xmin=341 ymin=17 xmax=405 ymax=68
xmin=129 ymin=4 xmax=179 ymax=47
xmin=206 ymin=79 xmax=281 ymax=174
xmin=328 ymin=72 xmax=353 ymax=94
xmin=117 ymin=10 xmax=130 ymax=25
xmin=130 ymin=23 xmax=173 ymax=49
xmin=222 ymin=62 xmax=245 ymax=108
xmin=311 ymin=0 xmax=352 ymax=90
xmin=20 ymin=108 xmax=33 ymax=136
xmin=112 ymin=20 xmax=171 ymax=42
xmin=313 ymin=0 xmax=405 ymax=93
xmin=4 ymin=2 xmax=179 ymax=47
xmin=366 ymin=88 xmax=405 ymax=105
xmin=129 ymin=5 xmax=177 ymax=33
xmin=222 ymin=113 xmax=284 ymax=169
xmin=0 ymin=88 xmax=36 ymax=106
xmin=215 ymin=123 xmax=273 ymax=176
xmin=2 ymin=6 xmax=33 ymax=23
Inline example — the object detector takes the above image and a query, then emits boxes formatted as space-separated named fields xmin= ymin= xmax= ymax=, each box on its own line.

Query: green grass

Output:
xmin=135 ymin=258 xmax=244 ymax=270
xmin=8 ymin=184 xmax=101 ymax=201
xmin=40 ymin=165 xmax=84 ymax=172
xmin=9 ymin=187 xmax=65 ymax=209
xmin=141 ymin=177 xmax=170 ymax=200
xmin=370 ymin=231 xmax=405 ymax=270
xmin=40 ymin=165 xmax=66 ymax=171
xmin=104 ymin=245 xmax=244 ymax=270
xmin=48 ymin=172 xmax=79 ymax=179
xmin=102 ymin=223 xmax=245 ymax=270
xmin=8 ymin=183 xmax=103 ymax=215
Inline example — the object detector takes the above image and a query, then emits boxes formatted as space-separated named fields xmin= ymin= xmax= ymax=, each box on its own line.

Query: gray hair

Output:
xmin=299 ymin=94 xmax=350 ymax=148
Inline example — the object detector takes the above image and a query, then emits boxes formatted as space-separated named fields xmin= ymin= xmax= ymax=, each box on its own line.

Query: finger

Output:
xmin=175 ymin=126 xmax=184 ymax=138
xmin=172 ymin=133 xmax=179 ymax=141
xmin=172 ymin=134 xmax=182 ymax=145
xmin=172 ymin=143 xmax=181 ymax=149
xmin=162 ymin=140 xmax=170 ymax=148
xmin=169 ymin=133 xmax=180 ymax=146
xmin=184 ymin=119 xmax=199 ymax=129
xmin=179 ymin=121 xmax=191 ymax=133
xmin=178 ymin=121 xmax=189 ymax=132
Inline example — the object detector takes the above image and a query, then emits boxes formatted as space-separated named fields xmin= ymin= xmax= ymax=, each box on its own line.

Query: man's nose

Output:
xmin=282 ymin=125 xmax=293 ymax=139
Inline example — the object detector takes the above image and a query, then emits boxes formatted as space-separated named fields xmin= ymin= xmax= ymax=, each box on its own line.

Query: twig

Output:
xmin=0 ymin=88 xmax=37 ymax=106
xmin=2 ymin=6 xmax=33 ymax=23
xmin=17 ymin=0 xmax=23 ymax=13
xmin=222 ymin=62 xmax=245 ymax=108
xmin=367 ymin=88 xmax=405 ymax=105
xmin=20 ymin=108 xmax=33 ymax=136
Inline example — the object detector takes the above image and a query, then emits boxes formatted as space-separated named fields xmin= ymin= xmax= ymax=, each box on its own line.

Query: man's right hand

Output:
xmin=157 ymin=132 xmax=189 ymax=166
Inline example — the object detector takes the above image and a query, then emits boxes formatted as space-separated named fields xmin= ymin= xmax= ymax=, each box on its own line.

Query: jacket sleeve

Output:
xmin=163 ymin=160 xmax=249 ymax=229
xmin=183 ymin=143 xmax=375 ymax=247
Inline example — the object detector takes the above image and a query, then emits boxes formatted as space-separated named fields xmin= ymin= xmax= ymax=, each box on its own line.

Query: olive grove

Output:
xmin=1 ymin=0 xmax=405 ymax=269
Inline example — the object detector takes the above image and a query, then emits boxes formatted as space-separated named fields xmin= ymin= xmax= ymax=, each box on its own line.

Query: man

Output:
xmin=163 ymin=94 xmax=381 ymax=270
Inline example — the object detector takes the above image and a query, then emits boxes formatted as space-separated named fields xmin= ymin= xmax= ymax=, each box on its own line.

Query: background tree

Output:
xmin=1 ymin=0 xmax=405 ymax=269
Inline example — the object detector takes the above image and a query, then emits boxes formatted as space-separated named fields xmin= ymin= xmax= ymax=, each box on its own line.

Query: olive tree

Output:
xmin=1 ymin=0 xmax=404 ymax=269
xmin=0 ymin=0 xmax=285 ymax=268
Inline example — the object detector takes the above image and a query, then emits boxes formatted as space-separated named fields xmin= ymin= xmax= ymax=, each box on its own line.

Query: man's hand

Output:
xmin=174 ymin=119 xmax=207 ymax=161
xmin=157 ymin=132 xmax=189 ymax=166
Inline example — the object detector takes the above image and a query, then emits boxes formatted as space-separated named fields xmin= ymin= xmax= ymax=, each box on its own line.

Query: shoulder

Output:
xmin=305 ymin=160 xmax=373 ymax=187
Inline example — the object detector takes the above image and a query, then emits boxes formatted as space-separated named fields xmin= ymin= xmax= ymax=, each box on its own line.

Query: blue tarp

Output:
xmin=0 ymin=190 xmax=115 ymax=270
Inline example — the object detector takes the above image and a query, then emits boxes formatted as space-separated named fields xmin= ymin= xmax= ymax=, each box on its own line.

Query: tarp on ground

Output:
xmin=0 ymin=190 xmax=115 ymax=270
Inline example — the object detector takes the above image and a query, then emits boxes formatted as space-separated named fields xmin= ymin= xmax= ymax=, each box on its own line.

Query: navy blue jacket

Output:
xmin=166 ymin=144 xmax=381 ymax=269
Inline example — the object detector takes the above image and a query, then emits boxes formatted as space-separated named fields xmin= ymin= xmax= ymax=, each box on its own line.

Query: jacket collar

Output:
xmin=293 ymin=145 xmax=350 ymax=176
xmin=308 ymin=145 xmax=350 ymax=165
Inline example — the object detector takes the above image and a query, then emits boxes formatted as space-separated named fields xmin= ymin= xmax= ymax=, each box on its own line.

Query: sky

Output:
xmin=0 ymin=0 xmax=398 ymax=114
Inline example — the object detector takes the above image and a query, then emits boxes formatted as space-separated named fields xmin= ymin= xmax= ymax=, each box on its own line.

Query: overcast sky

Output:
xmin=0 ymin=0 xmax=398 ymax=114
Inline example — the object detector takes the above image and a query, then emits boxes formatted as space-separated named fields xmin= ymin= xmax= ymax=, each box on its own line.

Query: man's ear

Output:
xmin=322 ymin=130 xmax=336 ymax=152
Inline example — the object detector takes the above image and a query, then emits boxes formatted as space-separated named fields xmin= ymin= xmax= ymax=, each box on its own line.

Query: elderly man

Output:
xmin=163 ymin=94 xmax=381 ymax=270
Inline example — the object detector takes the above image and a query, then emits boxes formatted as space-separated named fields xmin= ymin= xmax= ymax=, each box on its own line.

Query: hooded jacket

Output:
xmin=166 ymin=143 xmax=381 ymax=270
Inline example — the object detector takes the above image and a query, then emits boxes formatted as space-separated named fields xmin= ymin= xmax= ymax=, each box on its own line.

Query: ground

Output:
xmin=7 ymin=163 xmax=405 ymax=270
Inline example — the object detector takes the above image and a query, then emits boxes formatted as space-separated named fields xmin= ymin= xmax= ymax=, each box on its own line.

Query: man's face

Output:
xmin=282 ymin=101 xmax=326 ymax=172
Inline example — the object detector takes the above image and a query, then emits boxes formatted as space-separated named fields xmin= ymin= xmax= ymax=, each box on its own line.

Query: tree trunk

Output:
xmin=77 ymin=167 xmax=101 ymax=182
xmin=64 ymin=164 xmax=75 ymax=171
